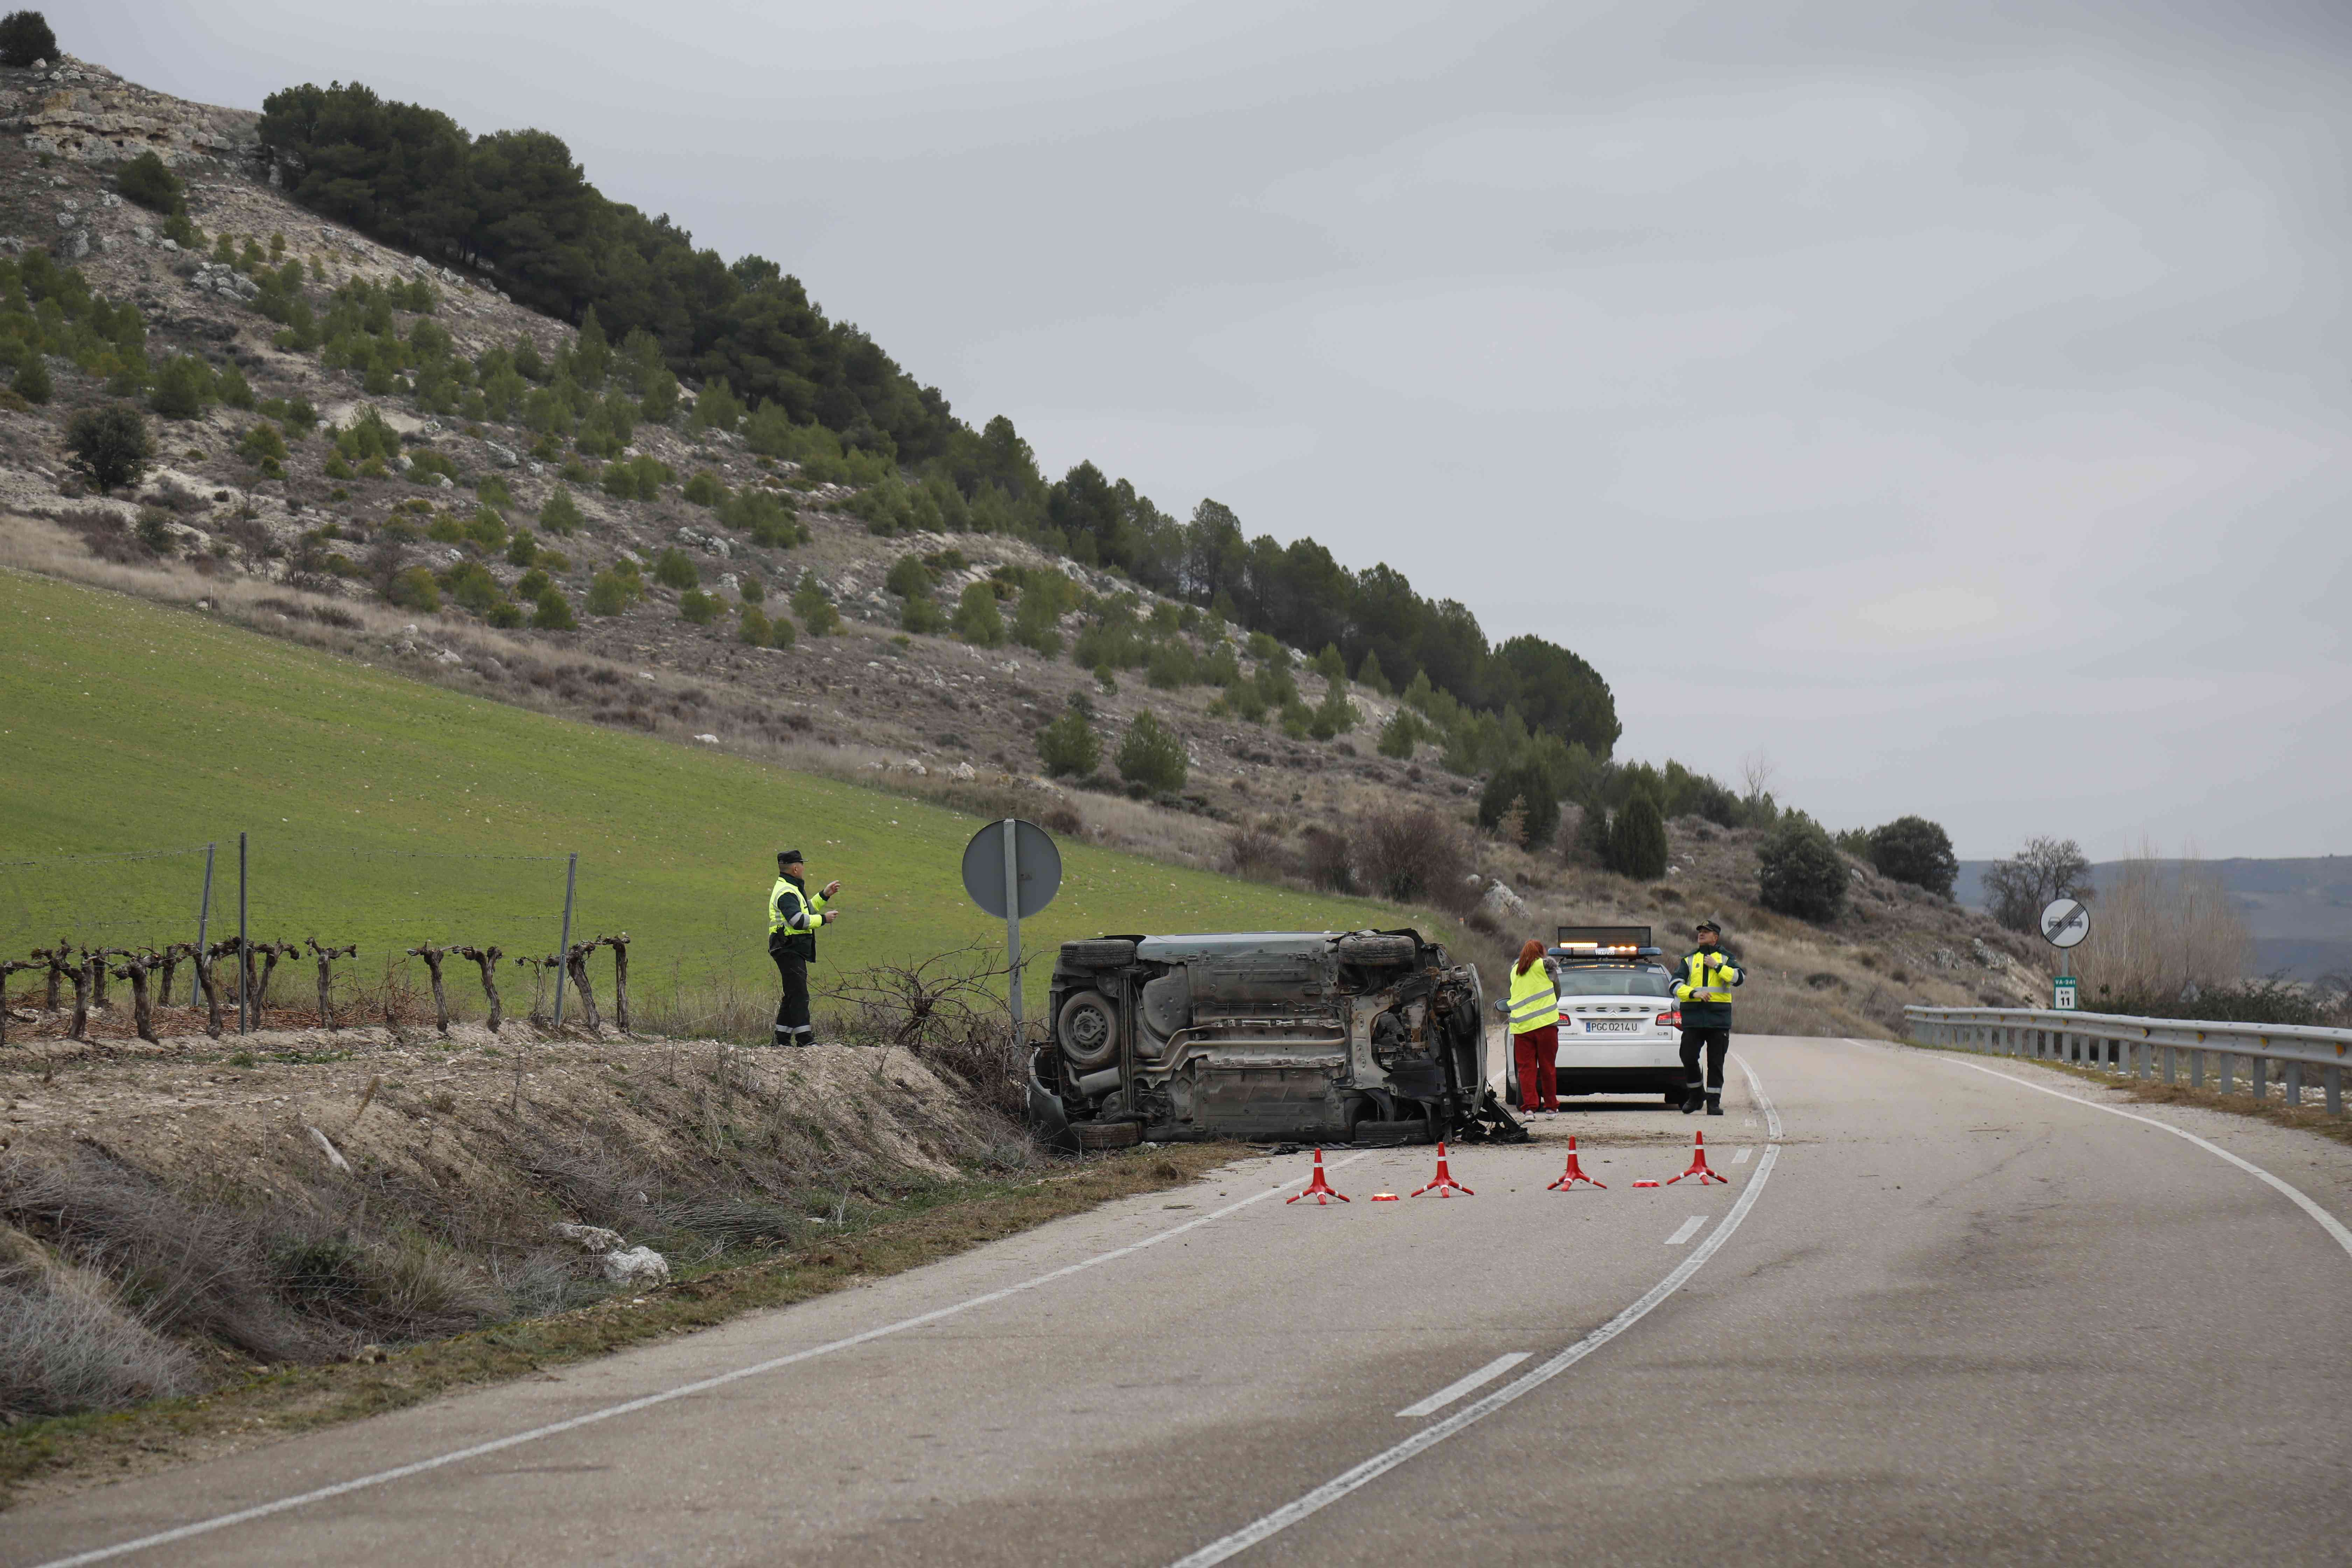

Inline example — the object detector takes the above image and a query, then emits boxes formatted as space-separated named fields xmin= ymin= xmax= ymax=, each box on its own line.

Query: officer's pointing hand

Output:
xmin=823 ymin=880 xmax=842 ymax=898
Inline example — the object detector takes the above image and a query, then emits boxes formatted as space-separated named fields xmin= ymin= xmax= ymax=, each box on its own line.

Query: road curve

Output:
xmin=9 ymin=1035 xmax=2350 ymax=1567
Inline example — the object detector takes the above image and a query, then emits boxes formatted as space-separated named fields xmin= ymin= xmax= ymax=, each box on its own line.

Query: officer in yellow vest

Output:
xmin=1673 ymin=918 xmax=1741 ymax=1114
xmin=769 ymin=850 xmax=841 ymax=1046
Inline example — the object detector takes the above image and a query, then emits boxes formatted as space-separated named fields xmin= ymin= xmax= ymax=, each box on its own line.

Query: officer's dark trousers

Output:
xmin=1679 ymin=1026 xmax=1729 ymax=1102
xmin=770 ymin=938 xmax=811 ymax=1046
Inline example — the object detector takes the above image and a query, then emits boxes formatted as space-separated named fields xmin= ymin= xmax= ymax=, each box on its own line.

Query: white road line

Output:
xmin=1169 ymin=1056 xmax=1784 ymax=1568
xmin=1731 ymin=1146 xmax=1753 ymax=1165
xmin=1664 ymin=1215 xmax=1707 ymax=1245
xmin=1394 ymin=1353 xmax=1532 ymax=1418
xmin=1940 ymin=1058 xmax=2352 ymax=1261
xmin=29 ymin=1154 xmax=1377 ymax=1568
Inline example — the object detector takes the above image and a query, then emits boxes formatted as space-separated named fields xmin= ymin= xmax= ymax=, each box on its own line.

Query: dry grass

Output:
xmin=0 ymin=1264 xmax=202 ymax=1420
xmin=0 ymin=1141 xmax=1245 ymax=1507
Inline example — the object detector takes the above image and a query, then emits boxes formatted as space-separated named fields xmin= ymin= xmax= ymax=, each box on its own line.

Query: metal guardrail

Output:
xmin=1905 ymin=1006 xmax=2349 ymax=1117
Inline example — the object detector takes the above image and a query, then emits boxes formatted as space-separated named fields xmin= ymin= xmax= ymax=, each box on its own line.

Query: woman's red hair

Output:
xmin=1515 ymin=938 xmax=1545 ymax=974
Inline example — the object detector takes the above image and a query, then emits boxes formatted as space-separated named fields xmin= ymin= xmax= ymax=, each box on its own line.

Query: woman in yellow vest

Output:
xmin=1506 ymin=938 xmax=1561 ymax=1114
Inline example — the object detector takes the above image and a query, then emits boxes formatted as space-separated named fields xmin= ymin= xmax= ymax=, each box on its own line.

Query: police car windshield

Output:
xmin=1555 ymin=967 xmax=1671 ymax=997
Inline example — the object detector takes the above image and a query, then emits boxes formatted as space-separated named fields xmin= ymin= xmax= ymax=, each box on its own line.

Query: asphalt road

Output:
xmin=12 ymin=1035 xmax=2352 ymax=1567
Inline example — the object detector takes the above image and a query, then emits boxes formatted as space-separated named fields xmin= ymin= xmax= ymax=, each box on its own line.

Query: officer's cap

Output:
xmin=1694 ymin=917 xmax=1722 ymax=935
xmin=777 ymin=849 xmax=805 ymax=867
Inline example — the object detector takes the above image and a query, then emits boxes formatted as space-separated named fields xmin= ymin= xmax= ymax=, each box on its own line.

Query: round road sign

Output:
xmin=2039 ymin=898 xmax=2090 ymax=949
xmin=961 ymin=819 xmax=1062 ymax=919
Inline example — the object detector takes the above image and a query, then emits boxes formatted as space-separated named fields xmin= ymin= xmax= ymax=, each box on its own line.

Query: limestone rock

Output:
xmin=554 ymin=1222 xmax=625 ymax=1254
xmin=602 ymin=1246 xmax=670 ymax=1287
xmin=1476 ymin=881 xmax=1530 ymax=924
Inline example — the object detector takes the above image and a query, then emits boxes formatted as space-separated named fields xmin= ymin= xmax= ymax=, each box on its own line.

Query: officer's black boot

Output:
xmin=1680 ymin=1083 xmax=1705 ymax=1114
xmin=1705 ymin=1093 xmax=1723 ymax=1116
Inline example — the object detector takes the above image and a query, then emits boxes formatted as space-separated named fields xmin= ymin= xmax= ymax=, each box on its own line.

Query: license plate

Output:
xmin=1582 ymin=1020 xmax=1640 ymax=1034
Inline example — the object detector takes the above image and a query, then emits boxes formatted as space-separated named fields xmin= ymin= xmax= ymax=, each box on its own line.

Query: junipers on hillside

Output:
xmin=0 ymin=9 xmax=54 ymax=68
xmin=257 ymin=83 xmax=954 ymax=461
xmin=1864 ymin=815 xmax=1959 ymax=898
xmin=251 ymin=79 xmax=1618 ymax=765
xmin=64 ymin=403 xmax=152 ymax=493
xmin=1758 ymin=812 xmax=1849 ymax=923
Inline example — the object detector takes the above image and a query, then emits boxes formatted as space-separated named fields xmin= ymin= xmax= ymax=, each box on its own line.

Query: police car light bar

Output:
xmin=1557 ymin=925 xmax=1652 ymax=952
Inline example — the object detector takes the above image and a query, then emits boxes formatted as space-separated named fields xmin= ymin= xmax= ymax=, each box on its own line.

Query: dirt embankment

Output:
xmin=0 ymin=1028 xmax=1029 ymax=1428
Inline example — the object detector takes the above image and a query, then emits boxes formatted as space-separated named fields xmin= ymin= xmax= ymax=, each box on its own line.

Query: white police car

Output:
xmin=1507 ymin=926 xmax=1685 ymax=1106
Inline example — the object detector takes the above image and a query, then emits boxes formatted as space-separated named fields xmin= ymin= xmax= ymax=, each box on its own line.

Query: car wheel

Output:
xmin=1057 ymin=988 xmax=1119 ymax=1070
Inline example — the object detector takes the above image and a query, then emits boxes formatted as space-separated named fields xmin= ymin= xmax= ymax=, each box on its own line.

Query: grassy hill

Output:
xmin=0 ymin=567 xmax=1418 ymax=1011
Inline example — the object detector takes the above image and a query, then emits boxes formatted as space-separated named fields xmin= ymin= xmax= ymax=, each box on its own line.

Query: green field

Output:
xmin=0 ymin=568 xmax=1418 ymax=1007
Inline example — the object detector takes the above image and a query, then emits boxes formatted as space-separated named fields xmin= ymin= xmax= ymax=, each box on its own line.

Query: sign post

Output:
xmin=961 ymin=819 xmax=1062 ymax=1041
xmin=2039 ymin=897 xmax=2090 ymax=1011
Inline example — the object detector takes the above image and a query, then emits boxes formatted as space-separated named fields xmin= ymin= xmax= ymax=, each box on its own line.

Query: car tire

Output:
xmin=1057 ymin=988 xmax=1120 ymax=1070
xmin=1062 ymin=938 xmax=1138 ymax=968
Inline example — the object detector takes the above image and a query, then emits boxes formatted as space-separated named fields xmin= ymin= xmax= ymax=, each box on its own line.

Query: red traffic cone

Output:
xmin=1666 ymin=1129 xmax=1729 ymax=1186
xmin=1411 ymin=1142 xmax=1475 ymax=1198
xmin=1547 ymin=1136 xmax=1605 ymax=1190
xmin=1286 ymin=1148 xmax=1350 ymax=1204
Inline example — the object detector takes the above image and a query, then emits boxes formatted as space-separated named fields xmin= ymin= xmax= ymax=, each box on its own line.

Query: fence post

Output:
xmin=192 ymin=842 xmax=214 ymax=1007
xmin=236 ymin=831 xmax=249 ymax=1033
xmin=551 ymin=852 xmax=578 ymax=1028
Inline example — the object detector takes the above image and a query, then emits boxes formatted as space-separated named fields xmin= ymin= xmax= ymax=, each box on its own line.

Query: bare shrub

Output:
xmin=1299 ymin=825 xmax=1356 ymax=893
xmin=1224 ymin=820 xmax=1290 ymax=882
xmin=2073 ymin=846 xmax=2252 ymax=1010
xmin=823 ymin=947 xmax=1029 ymax=1122
xmin=0 ymin=1269 xmax=202 ymax=1417
xmin=43 ymin=505 xmax=145 ymax=565
xmin=1358 ymin=805 xmax=1475 ymax=912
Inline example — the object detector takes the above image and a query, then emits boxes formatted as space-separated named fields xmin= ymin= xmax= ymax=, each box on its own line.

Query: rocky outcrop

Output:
xmin=2 ymin=57 xmax=259 ymax=167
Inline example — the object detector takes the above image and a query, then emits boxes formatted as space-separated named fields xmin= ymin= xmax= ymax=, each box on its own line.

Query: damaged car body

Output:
xmin=1027 ymin=930 xmax=1527 ymax=1151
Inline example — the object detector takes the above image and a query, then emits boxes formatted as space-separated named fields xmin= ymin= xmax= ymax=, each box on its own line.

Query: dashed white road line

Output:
xmin=1731 ymin=1146 xmax=1753 ymax=1165
xmin=1394 ymin=1353 xmax=1532 ymax=1418
xmin=28 ymin=1153 xmax=1379 ymax=1568
xmin=1664 ymin=1215 xmax=1707 ymax=1245
xmin=1169 ymin=1057 xmax=1785 ymax=1568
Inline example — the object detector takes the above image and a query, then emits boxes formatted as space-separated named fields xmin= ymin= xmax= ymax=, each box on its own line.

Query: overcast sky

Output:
xmin=99 ymin=0 xmax=2352 ymax=858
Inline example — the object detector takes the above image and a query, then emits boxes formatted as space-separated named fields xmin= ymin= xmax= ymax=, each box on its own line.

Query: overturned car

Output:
xmin=1027 ymin=930 xmax=1527 ymax=1151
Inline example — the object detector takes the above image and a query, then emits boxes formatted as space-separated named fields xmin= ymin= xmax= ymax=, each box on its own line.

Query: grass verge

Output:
xmin=0 ymin=1140 xmax=1249 ymax=1509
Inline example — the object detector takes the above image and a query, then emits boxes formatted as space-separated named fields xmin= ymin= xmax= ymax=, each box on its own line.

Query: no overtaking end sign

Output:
xmin=2039 ymin=898 xmax=2090 ymax=949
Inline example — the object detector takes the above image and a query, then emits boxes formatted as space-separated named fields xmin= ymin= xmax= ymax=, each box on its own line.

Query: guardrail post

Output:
xmin=2283 ymin=1062 xmax=2302 ymax=1107
xmin=2191 ymin=1050 xmax=2205 ymax=1089
xmin=2135 ymin=1041 xmax=2149 ymax=1080
xmin=2250 ymin=1056 xmax=2267 ymax=1102
xmin=2217 ymin=1051 xmax=2234 ymax=1096
xmin=2162 ymin=1045 xmax=2175 ymax=1084
xmin=2327 ymin=1067 xmax=2343 ymax=1118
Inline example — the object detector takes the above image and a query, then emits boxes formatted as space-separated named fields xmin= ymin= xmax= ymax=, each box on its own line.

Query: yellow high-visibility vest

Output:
xmin=768 ymin=877 xmax=830 ymax=935
xmin=1674 ymin=950 xmax=1740 ymax=1005
xmin=1506 ymin=961 xmax=1558 ymax=1035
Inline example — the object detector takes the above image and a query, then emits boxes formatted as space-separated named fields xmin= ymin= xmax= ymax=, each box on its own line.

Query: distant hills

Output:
xmin=1953 ymin=857 xmax=2352 ymax=981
